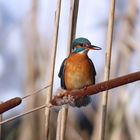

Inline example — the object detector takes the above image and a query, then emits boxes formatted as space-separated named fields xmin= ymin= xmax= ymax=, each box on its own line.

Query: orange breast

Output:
xmin=64 ymin=53 xmax=94 ymax=90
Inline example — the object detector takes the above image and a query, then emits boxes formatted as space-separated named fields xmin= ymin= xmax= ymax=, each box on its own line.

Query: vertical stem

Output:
xmin=56 ymin=0 xmax=79 ymax=140
xmin=100 ymin=0 xmax=116 ymax=140
xmin=18 ymin=0 xmax=40 ymax=140
xmin=59 ymin=106 xmax=68 ymax=140
xmin=67 ymin=0 xmax=79 ymax=54
xmin=56 ymin=110 xmax=62 ymax=140
xmin=44 ymin=0 xmax=61 ymax=139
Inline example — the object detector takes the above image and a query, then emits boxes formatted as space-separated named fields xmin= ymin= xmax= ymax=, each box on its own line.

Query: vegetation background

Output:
xmin=0 ymin=0 xmax=140 ymax=140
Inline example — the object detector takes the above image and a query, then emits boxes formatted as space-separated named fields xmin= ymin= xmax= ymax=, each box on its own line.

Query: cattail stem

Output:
xmin=50 ymin=71 xmax=140 ymax=106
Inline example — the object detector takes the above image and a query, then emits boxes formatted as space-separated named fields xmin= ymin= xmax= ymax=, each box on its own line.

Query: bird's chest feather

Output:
xmin=64 ymin=53 xmax=93 ymax=90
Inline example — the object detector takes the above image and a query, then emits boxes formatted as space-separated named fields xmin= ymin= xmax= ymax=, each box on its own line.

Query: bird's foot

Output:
xmin=83 ymin=85 xmax=88 ymax=96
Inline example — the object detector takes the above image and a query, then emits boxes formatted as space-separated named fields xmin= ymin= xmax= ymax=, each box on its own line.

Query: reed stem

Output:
xmin=100 ymin=0 xmax=116 ymax=140
xmin=44 ymin=0 xmax=61 ymax=139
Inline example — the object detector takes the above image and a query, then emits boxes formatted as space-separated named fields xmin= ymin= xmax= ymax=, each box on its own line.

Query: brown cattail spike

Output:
xmin=0 ymin=97 xmax=22 ymax=114
xmin=50 ymin=71 xmax=140 ymax=106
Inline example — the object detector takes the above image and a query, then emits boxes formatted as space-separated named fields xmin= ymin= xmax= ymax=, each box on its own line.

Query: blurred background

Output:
xmin=0 ymin=0 xmax=140 ymax=140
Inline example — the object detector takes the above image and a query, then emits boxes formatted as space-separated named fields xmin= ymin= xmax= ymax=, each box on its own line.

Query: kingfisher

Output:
xmin=58 ymin=37 xmax=101 ymax=107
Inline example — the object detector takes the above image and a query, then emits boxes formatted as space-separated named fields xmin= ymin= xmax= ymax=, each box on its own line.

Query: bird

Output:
xmin=58 ymin=37 xmax=101 ymax=107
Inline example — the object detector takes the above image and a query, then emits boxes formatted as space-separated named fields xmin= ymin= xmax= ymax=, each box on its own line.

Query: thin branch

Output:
xmin=0 ymin=104 xmax=51 ymax=125
xmin=22 ymin=85 xmax=51 ymax=100
xmin=101 ymin=0 xmax=116 ymax=140
xmin=44 ymin=0 xmax=61 ymax=139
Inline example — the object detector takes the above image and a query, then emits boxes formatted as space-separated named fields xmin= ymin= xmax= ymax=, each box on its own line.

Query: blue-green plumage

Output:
xmin=58 ymin=58 xmax=67 ymax=89
xmin=72 ymin=37 xmax=91 ymax=49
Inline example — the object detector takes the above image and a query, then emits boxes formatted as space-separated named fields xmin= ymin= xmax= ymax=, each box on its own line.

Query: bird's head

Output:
xmin=72 ymin=37 xmax=101 ymax=53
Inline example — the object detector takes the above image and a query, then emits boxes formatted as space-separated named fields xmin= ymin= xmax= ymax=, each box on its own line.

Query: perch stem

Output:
xmin=50 ymin=71 xmax=140 ymax=105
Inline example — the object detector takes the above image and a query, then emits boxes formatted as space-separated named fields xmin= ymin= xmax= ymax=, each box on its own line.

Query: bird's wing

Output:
xmin=58 ymin=58 xmax=67 ymax=89
xmin=89 ymin=58 xmax=96 ymax=84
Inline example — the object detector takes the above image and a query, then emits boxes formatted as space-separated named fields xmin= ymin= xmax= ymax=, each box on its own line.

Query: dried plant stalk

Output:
xmin=56 ymin=110 xmax=62 ymax=140
xmin=67 ymin=0 xmax=79 ymax=54
xmin=100 ymin=0 xmax=116 ymax=140
xmin=0 ymin=98 xmax=22 ymax=114
xmin=0 ymin=104 xmax=50 ymax=125
xmin=50 ymin=71 xmax=140 ymax=106
xmin=59 ymin=107 xmax=68 ymax=140
xmin=108 ymin=0 xmax=138 ymax=139
xmin=18 ymin=0 xmax=41 ymax=139
xmin=44 ymin=0 xmax=61 ymax=139
xmin=56 ymin=0 xmax=79 ymax=140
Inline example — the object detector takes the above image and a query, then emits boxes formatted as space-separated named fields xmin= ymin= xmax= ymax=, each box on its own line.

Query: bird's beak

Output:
xmin=86 ymin=45 xmax=102 ymax=50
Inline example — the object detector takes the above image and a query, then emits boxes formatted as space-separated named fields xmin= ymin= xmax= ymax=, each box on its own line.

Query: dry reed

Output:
xmin=107 ymin=0 xmax=138 ymax=139
xmin=18 ymin=0 xmax=40 ymax=139
xmin=100 ymin=0 xmax=116 ymax=140
xmin=44 ymin=0 xmax=61 ymax=139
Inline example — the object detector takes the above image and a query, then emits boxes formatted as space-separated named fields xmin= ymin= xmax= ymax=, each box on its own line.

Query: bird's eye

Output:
xmin=83 ymin=43 xmax=89 ymax=47
xmin=79 ymin=43 xmax=83 ymax=46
